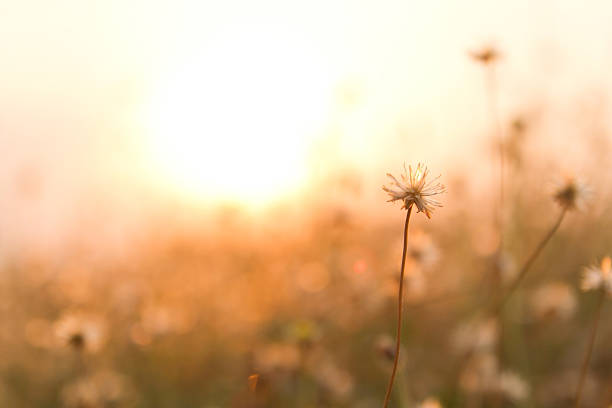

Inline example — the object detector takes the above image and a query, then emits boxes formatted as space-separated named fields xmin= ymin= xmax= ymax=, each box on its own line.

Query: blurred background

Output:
xmin=2 ymin=0 xmax=612 ymax=407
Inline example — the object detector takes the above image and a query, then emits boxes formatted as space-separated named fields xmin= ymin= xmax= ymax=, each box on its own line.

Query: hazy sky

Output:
xmin=2 ymin=0 xmax=612 ymax=255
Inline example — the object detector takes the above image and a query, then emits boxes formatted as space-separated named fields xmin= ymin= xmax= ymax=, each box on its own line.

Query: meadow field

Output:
xmin=2 ymin=1 xmax=612 ymax=407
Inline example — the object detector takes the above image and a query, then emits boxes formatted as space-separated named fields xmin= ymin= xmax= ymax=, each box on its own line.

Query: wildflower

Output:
xmin=576 ymin=256 xmax=610 ymax=407
xmin=53 ymin=312 xmax=106 ymax=353
xmin=580 ymin=256 xmax=612 ymax=295
xmin=553 ymin=176 xmax=589 ymax=211
xmin=383 ymin=163 xmax=445 ymax=217
xmin=468 ymin=46 xmax=500 ymax=64
xmin=530 ymin=282 xmax=577 ymax=320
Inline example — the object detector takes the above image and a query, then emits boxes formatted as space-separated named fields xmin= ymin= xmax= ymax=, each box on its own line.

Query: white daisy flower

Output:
xmin=383 ymin=163 xmax=445 ymax=218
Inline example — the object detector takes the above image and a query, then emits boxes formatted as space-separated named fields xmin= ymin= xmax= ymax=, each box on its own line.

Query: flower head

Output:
xmin=469 ymin=46 xmax=500 ymax=64
xmin=580 ymin=256 xmax=612 ymax=296
xmin=54 ymin=311 xmax=106 ymax=353
xmin=383 ymin=163 xmax=445 ymax=218
xmin=553 ymin=176 xmax=589 ymax=211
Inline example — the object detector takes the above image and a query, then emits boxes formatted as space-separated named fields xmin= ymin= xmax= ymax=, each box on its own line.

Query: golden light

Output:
xmin=144 ymin=23 xmax=334 ymax=205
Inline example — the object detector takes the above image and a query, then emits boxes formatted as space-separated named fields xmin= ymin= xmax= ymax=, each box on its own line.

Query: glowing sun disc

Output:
xmin=144 ymin=24 xmax=333 ymax=204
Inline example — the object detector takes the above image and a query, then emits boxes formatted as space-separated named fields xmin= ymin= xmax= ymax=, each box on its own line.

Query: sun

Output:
xmin=143 ymin=23 xmax=334 ymax=206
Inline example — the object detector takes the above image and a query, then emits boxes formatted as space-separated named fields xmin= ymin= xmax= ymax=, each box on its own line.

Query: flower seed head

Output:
xmin=469 ymin=46 xmax=500 ymax=64
xmin=383 ymin=163 xmax=445 ymax=218
xmin=553 ymin=176 xmax=589 ymax=211
xmin=580 ymin=256 xmax=612 ymax=296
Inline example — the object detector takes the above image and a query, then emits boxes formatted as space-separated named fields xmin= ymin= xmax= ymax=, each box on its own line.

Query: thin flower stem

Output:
xmin=494 ymin=208 xmax=567 ymax=313
xmin=574 ymin=288 xmax=606 ymax=408
xmin=382 ymin=205 xmax=413 ymax=408
xmin=486 ymin=65 xmax=504 ymax=248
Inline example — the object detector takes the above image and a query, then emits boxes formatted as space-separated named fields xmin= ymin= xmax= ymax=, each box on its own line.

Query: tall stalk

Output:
xmin=382 ymin=205 xmax=413 ymax=408
xmin=485 ymin=63 xmax=505 ymax=240
xmin=574 ymin=288 xmax=606 ymax=408
xmin=494 ymin=208 xmax=567 ymax=313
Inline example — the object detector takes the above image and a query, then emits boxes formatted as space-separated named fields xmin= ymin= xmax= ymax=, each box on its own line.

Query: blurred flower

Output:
xmin=460 ymin=354 xmax=529 ymax=401
xmin=453 ymin=318 xmax=498 ymax=354
xmin=417 ymin=397 xmax=442 ymax=408
xmin=468 ymin=46 xmax=500 ymax=64
xmin=61 ymin=370 xmax=136 ymax=408
xmin=553 ymin=176 xmax=589 ymax=211
xmin=54 ymin=312 xmax=106 ymax=353
xmin=383 ymin=163 xmax=445 ymax=217
xmin=581 ymin=256 xmax=612 ymax=295
xmin=530 ymin=282 xmax=576 ymax=320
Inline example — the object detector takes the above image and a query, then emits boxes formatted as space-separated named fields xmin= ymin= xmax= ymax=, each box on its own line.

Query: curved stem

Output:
xmin=494 ymin=209 xmax=566 ymax=313
xmin=575 ymin=289 xmax=606 ymax=408
xmin=382 ymin=205 xmax=413 ymax=408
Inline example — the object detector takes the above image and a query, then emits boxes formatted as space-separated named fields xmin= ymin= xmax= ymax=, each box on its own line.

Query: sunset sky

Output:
xmin=2 ymin=0 xmax=612 ymax=254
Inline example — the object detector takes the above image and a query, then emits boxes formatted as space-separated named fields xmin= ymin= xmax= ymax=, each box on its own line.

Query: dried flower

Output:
xmin=469 ymin=46 xmax=500 ymax=64
xmin=580 ymin=256 xmax=612 ymax=295
xmin=553 ymin=176 xmax=589 ymax=211
xmin=383 ymin=163 xmax=445 ymax=217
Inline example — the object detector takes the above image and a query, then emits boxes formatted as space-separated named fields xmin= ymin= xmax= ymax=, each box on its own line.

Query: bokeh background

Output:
xmin=2 ymin=1 xmax=612 ymax=407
